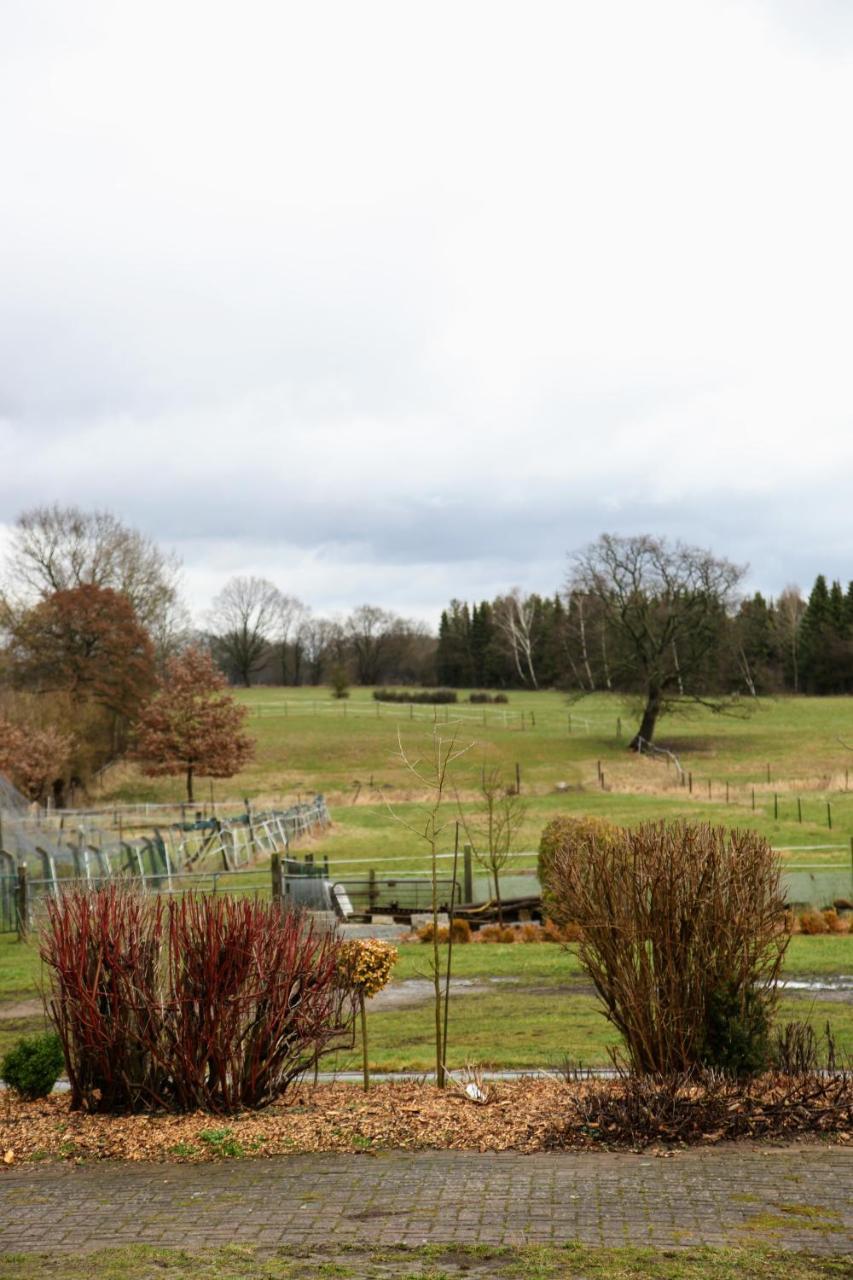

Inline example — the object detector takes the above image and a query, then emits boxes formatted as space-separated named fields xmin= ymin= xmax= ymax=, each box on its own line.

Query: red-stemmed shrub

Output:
xmin=41 ymin=886 xmax=351 ymax=1114
xmin=41 ymin=888 xmax=165 ymax=1113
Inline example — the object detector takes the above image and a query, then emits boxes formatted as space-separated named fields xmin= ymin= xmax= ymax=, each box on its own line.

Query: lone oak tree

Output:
xmin=133 ymin=647 xmax=255 ymax=802
xmin=567 ymin=534 xmax=745 ymax=749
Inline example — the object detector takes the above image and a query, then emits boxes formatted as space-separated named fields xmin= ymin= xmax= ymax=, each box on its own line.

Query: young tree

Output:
xmin=133 ymin=647 xmax=255 ymax=802
xmin=210 ymin=576 xmax=282 ymax=686
xmin=392 ymin=726 xmax=472 ymax=1086
xmin=567 ymin=534 xmax=745 ymax=748
xmin=459 ymin=766 xmax=526 ymax=923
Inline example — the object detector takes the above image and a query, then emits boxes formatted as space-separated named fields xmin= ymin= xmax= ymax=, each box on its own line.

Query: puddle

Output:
xmin=778 ymin=976 xmax=853 ymax=992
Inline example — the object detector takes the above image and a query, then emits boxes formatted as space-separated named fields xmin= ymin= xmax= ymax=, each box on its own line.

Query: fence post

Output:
xmin=463 ymin=844 xmax=474 ymax=904
xmin=774 ymin=793 xmax=778 ymax=820
xmin=515 ymin=762 xmax=521 ymax=794
xmin=16 ymin=864 xmax=28 ymax=941
xmin=827 ymin=801 xmax=832 ymax=830
xmin=688 ymin=771 xmax=693 ymax=794
xmin=616 ymin=717 xmax=621 ymax=740
xmin=271 ymin=852 xmax=283 ymax=907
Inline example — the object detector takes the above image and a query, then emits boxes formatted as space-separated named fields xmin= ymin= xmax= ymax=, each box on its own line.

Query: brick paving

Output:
xmin=0 ymin=1146 xmax=851 ymax=1255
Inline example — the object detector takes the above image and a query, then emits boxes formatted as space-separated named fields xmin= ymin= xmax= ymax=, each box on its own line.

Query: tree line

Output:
xmin=2 ymin=506 xmax=853 ymax=800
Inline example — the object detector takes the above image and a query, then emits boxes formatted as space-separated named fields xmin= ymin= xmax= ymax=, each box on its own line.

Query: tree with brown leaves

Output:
xmin=8 ymin=584 xmax=157 ymax=722
xmin=133 ymin=647 xmax=255 ymax=801
xmin=0 ymin=715 xmax=73 ymax=804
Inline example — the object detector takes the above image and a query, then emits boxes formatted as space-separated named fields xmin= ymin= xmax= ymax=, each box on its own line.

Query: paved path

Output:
xmin=1 ymin=1146 xmax=851 ymax=1255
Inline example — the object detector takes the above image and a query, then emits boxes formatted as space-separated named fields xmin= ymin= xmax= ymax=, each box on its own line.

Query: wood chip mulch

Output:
xmin=0 ymin=1077 xmax=850 ymax=1165
xmin=0 ymin=1081 xmax=579 ymax=1163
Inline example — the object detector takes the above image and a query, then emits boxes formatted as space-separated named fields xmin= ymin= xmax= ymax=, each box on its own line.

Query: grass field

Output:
xmin=89 ymin=689 xmax=853 ymax=880
xmin=3 ymin=691 xmax=852 ymax=1072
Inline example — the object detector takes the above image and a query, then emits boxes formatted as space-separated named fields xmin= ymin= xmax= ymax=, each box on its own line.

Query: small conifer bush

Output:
xmin=1 ymin=1032 xmax=64 ymax=1100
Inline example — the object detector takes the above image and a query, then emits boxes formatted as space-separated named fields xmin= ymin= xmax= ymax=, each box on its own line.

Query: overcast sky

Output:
xmin=1 ymin=1 xmax=852 ymax=626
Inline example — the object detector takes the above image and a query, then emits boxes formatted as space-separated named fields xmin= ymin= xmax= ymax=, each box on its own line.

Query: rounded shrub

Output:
xmin=1 ymin=1032 xmax=65 ymax=1100
xmin=538 ymin=815 xmax=621 ymax=922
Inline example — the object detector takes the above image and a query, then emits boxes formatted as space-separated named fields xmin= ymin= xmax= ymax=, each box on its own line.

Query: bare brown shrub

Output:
xmin=546 ymin=820 xmax=788 ymax=1075
xmin=799 ymin=909 xmax=829 ymax=935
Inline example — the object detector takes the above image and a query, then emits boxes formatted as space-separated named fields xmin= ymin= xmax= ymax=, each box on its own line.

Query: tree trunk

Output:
xmin=628 ymin=692 xmax=662 ymax=751
xmin=494 ymin=868 xmax=503 ymax=925
xmin=186 ymin=765 xmax=194 ymax=803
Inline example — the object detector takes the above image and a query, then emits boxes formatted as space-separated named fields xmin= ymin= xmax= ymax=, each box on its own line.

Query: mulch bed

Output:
xmin=1 ymin=1076 xmax=850 ymax=1165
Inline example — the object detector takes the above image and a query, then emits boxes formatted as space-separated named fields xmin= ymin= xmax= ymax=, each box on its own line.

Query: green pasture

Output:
xmin=89 ymin=690 xmax=853 ymax=876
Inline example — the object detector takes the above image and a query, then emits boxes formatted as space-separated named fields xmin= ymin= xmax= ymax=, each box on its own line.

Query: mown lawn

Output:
xmin=0 ymin=1242 xmax=850 ymax=1279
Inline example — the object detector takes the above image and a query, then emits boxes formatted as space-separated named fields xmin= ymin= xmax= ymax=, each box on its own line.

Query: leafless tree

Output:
xmin=298 ymin=615 xmax=341 ymax=685
xmin=3 ymin=504 xmax=182 ymax=636
xmin=458 ymin=766 xmax=526 ymax=923
xmin=209 ymin=576 xmax=283 ymax=686
xmin=776 ymin=585 xmax=806 ymax=694
xmin=568 ymin=533 xmax=745 ymax=748
xmin=493 ymin=589 xmax=539 ymax=688
xmin=276 ymin=594 xmax=307 ymax=684
xmin=345 ymin=605 xmax=422 ymax=685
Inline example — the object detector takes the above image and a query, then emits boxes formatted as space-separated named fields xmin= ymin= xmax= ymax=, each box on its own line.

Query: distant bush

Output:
xmin=538 ymin=816 xmax=620 ymax=923
xmin=1 ymin=1032 xmax=64 ymax=1100
xmin=468 ymin=692 xmax=509 ymax=704
xmin=417 ymin=919 xmax=471 ymax=944
xmin=799 ymin=909 xmax=829 ymax=935
xmin=373 ymin=688 xmax=457 ymax=704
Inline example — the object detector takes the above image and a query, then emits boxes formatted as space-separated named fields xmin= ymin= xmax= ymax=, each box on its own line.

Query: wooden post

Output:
xmin=16 ymin=864 xmax=28 ymax=941
xmin=797 ymin=797 xmax=802 ymax=823
xmin=463 ymin=844 xmax=474 ymax=904
xmin=600 ymin=770 xmax=605 ymax=790
xmin=708 ymin=779 xmax=712 ymax=800
xmin=271 ymin=852 xmax=283 ymax=907
xmin=774 ymin=793 xmax=778 ymax=820
xmin=752 ymin=788 xmax=755 ymax=811
xmin=515 ymin=762 xmax=521 ymax=794
xmin=688 ymin=771 xmax=693 ymax=794
xmin=725 ymin=781 xmax=729 ymax=804
xmin=766 ymin=762 xmax=771 ymax=784
xmin=827 ymin=801 xmax=832 ymax=830
xmin=359 ymin=990 xmax=369 ymax=1092
xmin=616 ymin=717 xmax=622 ymax=740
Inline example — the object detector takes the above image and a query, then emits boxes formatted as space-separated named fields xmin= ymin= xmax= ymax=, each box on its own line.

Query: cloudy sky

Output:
xmin=1 ymin=1 xmax=852 ymax=625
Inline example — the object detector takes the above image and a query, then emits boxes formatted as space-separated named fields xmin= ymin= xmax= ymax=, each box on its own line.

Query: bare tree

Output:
xmin=458 ymin=766 xmax=527 ymax=923
xmin=209 ymin=576 xmax=282 ymax=686
xmin=493 ymin=589 xmax=539 ymax=688
xmin=3 ymin=504 xmax=182 ymax=636
xmin=776 ymin=585 xmax=806 ymax=694
xmin=568 ymin=533 xmax=745 ymax=748
xmin=276 ymin=594 xmax=307 ymax=684
xmin=346 ymin=605 xmax=417 ymax=685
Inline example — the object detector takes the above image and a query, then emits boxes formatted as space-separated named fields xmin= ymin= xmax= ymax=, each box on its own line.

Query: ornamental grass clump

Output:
xmin=336 ymin=938 xmax=397 ymax=1091
xmin=41 ymin=886 xmax=353 ymax=1114
xmin=543 ymin=819 xmax=788 ymax=1076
